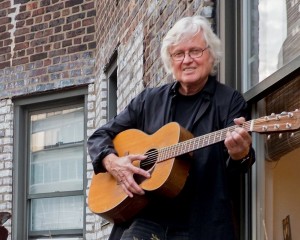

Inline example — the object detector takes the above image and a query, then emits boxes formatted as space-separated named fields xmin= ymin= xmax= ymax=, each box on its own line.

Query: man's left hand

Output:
xmin=224 ymin=117 xmax=252 ymax=160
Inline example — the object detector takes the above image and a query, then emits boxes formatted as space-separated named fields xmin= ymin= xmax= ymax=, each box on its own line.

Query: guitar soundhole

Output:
xmin=134 ymin=149 xmax=158 ymax=184
xmin=141 ymin=149 xmax=158 ymax=171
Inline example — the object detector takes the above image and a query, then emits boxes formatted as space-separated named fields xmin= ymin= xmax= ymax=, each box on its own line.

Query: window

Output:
xmin=242 ymin=0 xmax=300 ymax=93
xmin=234 ymin=1 xmax=300 ymax=240
xmin=254 ymin=80 xmax=300 ymax=240
xmin=13 ymin=89 xmax=87 ymax=239
xmin=107 ymin=66 xmax=117 ymax=120
xmin=105 ymin=53 xmax=117 ymax=120
xmin=218 ymin=1 xmax=300 ymax=239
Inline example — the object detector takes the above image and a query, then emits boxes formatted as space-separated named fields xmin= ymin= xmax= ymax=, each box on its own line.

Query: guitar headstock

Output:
xmin=251 ymin=109 xmax=300 ymax=134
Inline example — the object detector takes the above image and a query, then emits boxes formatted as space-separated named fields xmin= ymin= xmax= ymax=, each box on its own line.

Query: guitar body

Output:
xmin=88 ymin=122 xmax=193 ymax=223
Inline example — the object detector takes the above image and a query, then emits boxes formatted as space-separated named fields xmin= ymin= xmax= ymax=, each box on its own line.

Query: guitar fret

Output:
xmin=157 ymin=117 xmax=294 ymax=162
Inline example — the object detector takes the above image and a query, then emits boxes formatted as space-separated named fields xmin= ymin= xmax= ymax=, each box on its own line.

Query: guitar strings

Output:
xmin=139 ymin=113 xmax=296 ymax=167
xmin=139 ymin=122 xmax=252 ymax=167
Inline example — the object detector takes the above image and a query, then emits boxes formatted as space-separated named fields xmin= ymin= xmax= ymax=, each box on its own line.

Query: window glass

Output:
xmin=30 ymin=196 xmax=83 ymax=231
xmin=259 ymin=80 xmax=300 ymax=240
xmin=28 ymin=105 xmax=84 ymax=235
xmin=246 ymin=0 xmax=300 ymax=90
xmin=29 ymin=107 xmax=84 ymax=194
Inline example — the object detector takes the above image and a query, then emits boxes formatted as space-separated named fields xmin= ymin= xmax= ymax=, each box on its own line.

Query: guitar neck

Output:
xmin=155 ymin=109 xmax=300 ymax=161
xmin=157 ymin=121 xmax=253 ymax=161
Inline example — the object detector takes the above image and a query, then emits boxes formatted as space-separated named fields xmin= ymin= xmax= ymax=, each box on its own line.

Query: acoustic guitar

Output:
xmin=88 ymin=110 xmax=300 ymax=223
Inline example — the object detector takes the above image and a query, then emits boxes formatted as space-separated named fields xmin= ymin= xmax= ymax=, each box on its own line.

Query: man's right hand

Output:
xmin=102 ymin=153 xmax=151 ymax=197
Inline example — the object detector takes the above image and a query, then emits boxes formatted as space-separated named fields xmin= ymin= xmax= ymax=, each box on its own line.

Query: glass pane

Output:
xmin=30 ymin=146 xmax=83 ymax=194
xmin=31 ymin=107 xmax=84 ymax=151
xmin=29 ymin=107 xmax=84 ymax=194
xmin=264 ymin=148 xmax=300 ymax=240
xmin=261 ymin=82 xmax=300 ymax=240
xmin=30 ymin=196 xmax=83 ymax=231
xmin=246 ymin=0 xmax=300 ymax=89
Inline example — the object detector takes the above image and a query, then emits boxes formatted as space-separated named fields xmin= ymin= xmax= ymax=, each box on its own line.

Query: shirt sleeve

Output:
xmin=87 ymin=90 xmax=146 ymax=174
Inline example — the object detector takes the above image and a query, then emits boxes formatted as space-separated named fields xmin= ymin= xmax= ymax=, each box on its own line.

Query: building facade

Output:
xmin=0 ymin=0 xmax=299 ymax=239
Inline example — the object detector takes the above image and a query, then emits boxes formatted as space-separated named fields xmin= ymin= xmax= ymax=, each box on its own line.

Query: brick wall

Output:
xmin=0 ymin=98 xmax=13 ymax=237
xmin=0 ymin=0 xmax=96 ymax=99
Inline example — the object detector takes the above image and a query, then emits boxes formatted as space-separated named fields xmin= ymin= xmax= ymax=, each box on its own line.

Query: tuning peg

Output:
xmin=267 ymin=135 xmax=271 ymax=140
xmin=290 ymin=133 xmax=295 ymax=138
xmin=279 ymin=133 xmax=282 ymax=139
xmin=288 ymin=112 xmax=294 ymax=118
xmin=281 ymin=111 xmax=287 ymax=115
xmin=295 ymin=109 xmax=299 ymax=112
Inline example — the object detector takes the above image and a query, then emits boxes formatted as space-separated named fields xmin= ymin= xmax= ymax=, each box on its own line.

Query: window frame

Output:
xmin=12 ymin=87 xmax=88 ymax=239
xmin=218 ymin=1 xmax=252 ymax=239
xmin=107 ymin=60 xmax=118 ymax=120
xmin=104 ymin=50 xmax=118 ymax=121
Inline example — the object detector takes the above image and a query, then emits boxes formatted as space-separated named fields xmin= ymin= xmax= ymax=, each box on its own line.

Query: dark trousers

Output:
xmin=120 ymin=218 xmax=189 ymax=240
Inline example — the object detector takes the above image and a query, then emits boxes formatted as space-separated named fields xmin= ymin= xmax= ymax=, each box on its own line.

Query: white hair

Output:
xmin=161 ymin=16 xmax=222 ymax=76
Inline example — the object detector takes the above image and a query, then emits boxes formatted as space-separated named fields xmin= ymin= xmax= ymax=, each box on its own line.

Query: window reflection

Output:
xmin=31 ymin=196 xmax=83 ymax=231
xmin=29 ymin=107 xmax=84 ymax=194
xmin=28 ymin=106 xmax=84 ymax=234
xmin=248 ymin=0 xmax=300 ymax=88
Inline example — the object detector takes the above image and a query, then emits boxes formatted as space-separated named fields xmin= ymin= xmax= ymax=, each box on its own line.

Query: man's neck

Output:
xmin=178 ymin=78 xmax=208 ymax=96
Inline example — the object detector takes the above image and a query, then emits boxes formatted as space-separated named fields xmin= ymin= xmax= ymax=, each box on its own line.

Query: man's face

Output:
xmin=169 ymin=32 xmax=214 ymax=90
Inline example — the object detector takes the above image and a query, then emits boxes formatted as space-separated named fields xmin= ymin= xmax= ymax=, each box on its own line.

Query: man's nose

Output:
xmin=182 ymin=52 xmax=193 ymax=62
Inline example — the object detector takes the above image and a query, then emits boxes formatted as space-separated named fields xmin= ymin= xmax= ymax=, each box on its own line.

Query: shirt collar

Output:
xmin=169 ymin=75 xmax=217 ymax=97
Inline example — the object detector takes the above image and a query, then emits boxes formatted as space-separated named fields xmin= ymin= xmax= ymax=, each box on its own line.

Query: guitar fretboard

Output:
xmin=157 ymin=121 xmax=252 ymax=162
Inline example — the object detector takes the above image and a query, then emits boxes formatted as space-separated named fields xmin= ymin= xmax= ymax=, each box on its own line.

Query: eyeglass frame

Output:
xmin=169 ymin=46 xmax=209 ymax=61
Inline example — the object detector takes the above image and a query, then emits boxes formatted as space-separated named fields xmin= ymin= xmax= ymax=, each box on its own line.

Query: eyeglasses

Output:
xmin=170 ymin=47 xmax=209 ymax=61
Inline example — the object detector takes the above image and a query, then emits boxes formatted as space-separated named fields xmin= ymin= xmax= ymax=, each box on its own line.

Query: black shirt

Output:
xmin=174 ymin=91 xmax=204 ymax=130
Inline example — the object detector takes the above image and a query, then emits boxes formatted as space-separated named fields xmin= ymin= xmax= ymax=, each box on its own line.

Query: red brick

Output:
xmin=49 ymin=49 xmax=66 ymax=57
xmin=65 ymin=0 xmax=83 ymax=8
xmin=0 ymin=46 xmax=11 ymax=54
xmin=62 ymin=39 xmax=72 ymax=47
xmin=45 ymin=3 xmax=64 ymax=13
xmin=30 ymin=52 xmax=47 ymax=62
xmin=12 ymin=57 xmax=29 ymax=66
xmin=32 ymin=8 xmax=45 ymax=17
xmin=0 ymin=61 xmax=10 ymax=69
xmin=14 ymin=42 xmax=29 ymax=51
xmin=0 ymin=25 xmax=6 ymax=33
xmin=16 ymin=11 xmax=31 ymax=21
xmin=67 ymin=44 xmax=87 ymax=54
xmin=15 ymin=36 xmax=25 ymax=43
xmin=26 ymin=18 xmax=34 ymax=26
xmin=15 ymin=27 xmax=30 ymax=36
xmin=12 ymin=17 xmax=21 ymax=26
xmin=26 ymin=2 xmax=38 ymax=11
xmin=0 ymin=1 xmax=10 ymax=10
xmin=82 ymin=2 xmax=94 ymax=11
xmin=0 ymin=17 xmax=11 ymax=25
xmin=0 ymin=32 xmax=10 ymax=40
xmin=44 ymin=14 xmax=52 ymax=22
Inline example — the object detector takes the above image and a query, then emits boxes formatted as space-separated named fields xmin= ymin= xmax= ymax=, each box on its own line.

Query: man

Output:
xmin=88 ymin=15 xmax=255 ymax=239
